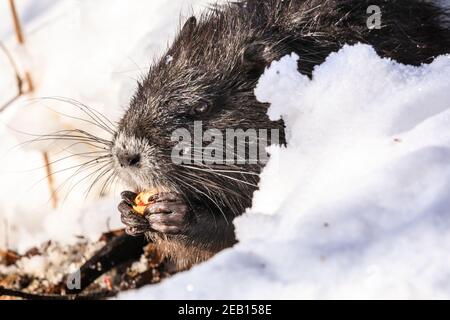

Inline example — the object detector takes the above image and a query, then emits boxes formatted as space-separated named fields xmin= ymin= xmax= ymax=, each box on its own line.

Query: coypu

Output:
xmin=114 ymin=0 xmax=450 ymax=270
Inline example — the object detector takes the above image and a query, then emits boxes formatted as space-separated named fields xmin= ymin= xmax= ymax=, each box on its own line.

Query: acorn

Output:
xmin=132 ymin=188 xmax=159 ymax=215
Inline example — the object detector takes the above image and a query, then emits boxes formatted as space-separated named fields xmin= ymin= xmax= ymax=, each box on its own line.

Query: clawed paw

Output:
xmin=118 ymin=191 xmax=190 ymax=236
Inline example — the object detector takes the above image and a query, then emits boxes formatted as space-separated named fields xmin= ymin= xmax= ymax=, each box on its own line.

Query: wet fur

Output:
xmin=114 ymin=0 xmax=450 ymax=269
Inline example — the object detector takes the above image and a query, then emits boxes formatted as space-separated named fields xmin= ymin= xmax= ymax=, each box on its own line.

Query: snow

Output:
xmin=0 ymin=239 xmax=105 ymax=285
xmin=121 ymin=46 xmax=450 ymax=299
xmin=1 ymin=0 xmax=450 ymax=299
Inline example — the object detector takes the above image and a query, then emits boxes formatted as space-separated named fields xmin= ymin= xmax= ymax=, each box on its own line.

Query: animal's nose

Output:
xmin=117 ymin=153 xmax=141 ymax=168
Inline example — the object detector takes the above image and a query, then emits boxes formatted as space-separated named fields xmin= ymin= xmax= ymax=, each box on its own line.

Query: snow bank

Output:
xmin=121 ymin=45 xmax=450 ymax=299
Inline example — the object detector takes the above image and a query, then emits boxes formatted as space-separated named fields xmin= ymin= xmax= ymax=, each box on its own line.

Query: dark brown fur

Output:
xmin=114 ymin=0 xmax=450 ymax=269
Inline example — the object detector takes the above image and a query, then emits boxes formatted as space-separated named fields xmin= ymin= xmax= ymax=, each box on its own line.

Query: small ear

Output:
xmin=180 ymin=16 xmax=197 ymax=37
xmin=241 ymin=42 xmax=270 ymax=73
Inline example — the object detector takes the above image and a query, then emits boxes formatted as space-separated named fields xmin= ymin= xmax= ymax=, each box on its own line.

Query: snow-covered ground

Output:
xmin=1 ymin=1 xmax=450 ymax=299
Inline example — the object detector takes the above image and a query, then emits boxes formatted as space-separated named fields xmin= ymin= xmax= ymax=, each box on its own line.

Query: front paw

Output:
xmin=144 ymin=192 xmax=191 ymax=235
xmin=118 ymin=191 xmax=151 ymax=236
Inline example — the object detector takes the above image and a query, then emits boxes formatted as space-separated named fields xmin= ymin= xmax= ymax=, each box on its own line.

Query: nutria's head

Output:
xmin=111 ymin=11 xmax=285 ymax=215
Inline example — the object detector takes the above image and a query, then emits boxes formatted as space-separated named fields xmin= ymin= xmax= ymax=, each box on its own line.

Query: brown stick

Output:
xmin=0 ymin=42 xmax=24 ymax=112
xmin=8 ymin=0 xmax=25 ymax=44
xmin=66 ymin=232 xmax=146 ymax=294
xmin=43 ymin=152 xmax=58 ymax=209
xmin=10 ymin=3 xmax=52 ymax=210
xmin=24 ymin=71 xmax=34 ymax=93
xmin=0 ymin=286 xmax=118 ymax=300
xmin=8 ymin=0 xmax=34 ymax=93
xmin=0 ymin=232 xmax=146 ymax=299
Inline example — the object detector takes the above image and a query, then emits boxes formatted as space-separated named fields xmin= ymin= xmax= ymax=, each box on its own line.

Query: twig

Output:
xmin=8 ymin=0 xmax=34 ymax=93
xmin=8 ymin=1 xmax=52 ymax=209
xmin=24 ymin=71 xmax=34 ymax=92
xmin=8 ymin=0 xmax=25 ymax=44
xmin=0 ymin=42 xmax=24 ymax=113
xmin=66 ymin=232 xmax=146 ymax=294
xmin=0 ymin=232 xmax=146 ymax=299
xmin=0 ymin=286 xmax=118 ymax=300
